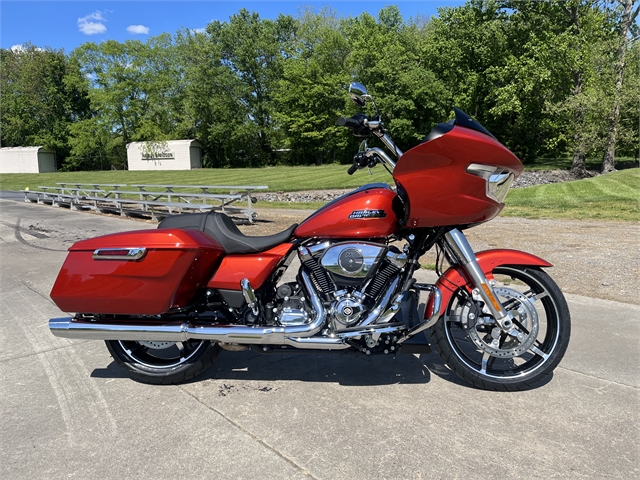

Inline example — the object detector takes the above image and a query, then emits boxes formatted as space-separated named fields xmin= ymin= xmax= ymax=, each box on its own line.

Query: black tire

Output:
xmin=431 ymin=266 xmax=570 ymax=391
xmin=105 ymin=339 xmax=220 ymax=385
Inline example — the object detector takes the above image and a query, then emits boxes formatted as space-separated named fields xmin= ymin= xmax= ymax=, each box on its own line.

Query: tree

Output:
xmin=204 ymin=10 xmax=296 ymax=166
xmin=424 ymin=2 xmax=549 ymax=157
xmin=0 ymin=44 xmax=89 ymax=164
xmin=496 ymin=1 xmax=615 ymax=172
xmin=272 ymin=8 xmax=352 ymax=165
xmin=601 ymin=0 xmax=640 ymax=172
xmin=345 ymin=7 xmax=449 ymax=152
xmin=68 ymin=37 xmax=188 ymax=169
xmin=175 ymin=28 xmax=248 ymax=167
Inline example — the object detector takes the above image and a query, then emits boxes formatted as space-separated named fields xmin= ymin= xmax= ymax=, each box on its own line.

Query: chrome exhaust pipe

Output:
xmin=50 ymin=270 xmax=346 ymax=348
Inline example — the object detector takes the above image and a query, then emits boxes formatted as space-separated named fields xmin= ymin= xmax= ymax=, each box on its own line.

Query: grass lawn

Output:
xmin=1 ymin=165 xmax=638 ymax=222
xmin=0 ymin=165 xmax=390 ymax=193
xmin=523 ymin=157 xmax=637 ymax=171
xmin=503 ymin=168 xmax=639 ymax=222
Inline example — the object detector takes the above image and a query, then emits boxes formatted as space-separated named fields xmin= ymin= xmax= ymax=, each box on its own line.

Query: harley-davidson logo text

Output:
xmin=348 ymin=209 xmax=386 ymax=219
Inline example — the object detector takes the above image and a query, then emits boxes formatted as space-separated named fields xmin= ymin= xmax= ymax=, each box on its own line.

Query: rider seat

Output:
xmin=158 ymin=211 xmax=298 ymax=254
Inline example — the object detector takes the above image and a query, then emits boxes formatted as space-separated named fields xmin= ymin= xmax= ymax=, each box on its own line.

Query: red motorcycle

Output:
xmin=49 ymin=83 xmax=570 ymax=391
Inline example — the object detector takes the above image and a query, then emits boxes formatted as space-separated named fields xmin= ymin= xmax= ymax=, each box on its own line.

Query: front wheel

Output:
xmin=430 ymin=266 xmax=570 ymax=391
xmin=105 ymin=339 xmax=220 ymax=385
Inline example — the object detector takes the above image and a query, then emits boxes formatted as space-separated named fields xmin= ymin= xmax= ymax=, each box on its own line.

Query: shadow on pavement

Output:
xmin=92 ymin=349 xmax=440 ymax=386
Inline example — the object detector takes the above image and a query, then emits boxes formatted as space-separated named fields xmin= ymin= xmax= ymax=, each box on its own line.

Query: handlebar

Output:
xmin=337 ymin=114 xmax=370 ymax=138
xmin=337 ymin=116 xmax=363 ymax=129
xmin=338 ymin=111 xmax=402 ymax=175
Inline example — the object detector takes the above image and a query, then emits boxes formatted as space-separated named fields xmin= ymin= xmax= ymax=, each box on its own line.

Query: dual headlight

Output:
xmin=466 ymin=163 xmax=515 ymax=204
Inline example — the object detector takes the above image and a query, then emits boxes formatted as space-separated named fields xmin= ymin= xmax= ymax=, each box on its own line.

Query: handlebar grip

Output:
xmin=347 ymin=163 xmax=359 ymax=175
xmin=338 ymin=116 xmax=362 ymax=128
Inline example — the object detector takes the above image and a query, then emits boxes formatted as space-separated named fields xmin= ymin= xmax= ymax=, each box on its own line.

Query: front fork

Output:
xmin=442 ymin=229 xmax=514 ymax=332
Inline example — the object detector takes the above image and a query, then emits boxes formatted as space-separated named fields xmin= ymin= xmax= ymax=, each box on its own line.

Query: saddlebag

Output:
xmin=50 ymin=229 xmax=224 ymax=315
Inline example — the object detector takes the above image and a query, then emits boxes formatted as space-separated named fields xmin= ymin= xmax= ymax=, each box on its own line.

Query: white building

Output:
xmin=0 ymin=146 xmax=57 ymax=173
xmin=127 ymin=140 xmax=202 ymax=171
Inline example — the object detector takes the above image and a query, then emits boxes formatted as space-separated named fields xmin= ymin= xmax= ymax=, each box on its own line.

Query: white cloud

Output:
xmin=127 ymin=25 xmax=150 ymax=35
xmin=10 ymin=44 xmax=43 ymax=53
xmin=191 ymin=28 xmax=206 ymax=34
xmin=78 ymin=11 xmax=107 ymax=35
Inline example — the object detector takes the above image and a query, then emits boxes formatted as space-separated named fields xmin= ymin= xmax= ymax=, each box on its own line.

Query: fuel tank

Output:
xmin=294 ymin=184 xmax=402 ymax=239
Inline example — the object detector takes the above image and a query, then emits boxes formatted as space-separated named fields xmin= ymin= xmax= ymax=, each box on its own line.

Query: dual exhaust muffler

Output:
xmin=50 ymin=270 xmax=347 ymax=349
xmin=49 ymin=270 xmax=442 ymax=351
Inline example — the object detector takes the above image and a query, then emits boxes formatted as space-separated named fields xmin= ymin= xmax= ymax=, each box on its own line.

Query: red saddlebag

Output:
xmin=51 ymin=229 xmax=224 ymax=315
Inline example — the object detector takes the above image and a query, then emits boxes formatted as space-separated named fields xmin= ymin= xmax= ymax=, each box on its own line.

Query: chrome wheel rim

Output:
xmin=118 ymin=339 xmax=207 ymax=369
xmin=444 ymin=267 xmax=561 ymax=380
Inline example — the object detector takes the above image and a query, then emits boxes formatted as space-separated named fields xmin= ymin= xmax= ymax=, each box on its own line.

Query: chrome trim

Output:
xmin=466 ymin=163 xmax=496 ymax=178
xmin=49 ymin=270 xmax=336 ymax=348
xmin=338 ymin=324 xmax=403 ymax=339
xmin=377 ymin=133 xmax=403 ymax=158
xmin=373 ymin=291 xmax=406 ymax=325
xmin=283 ymin=337 xmax=350 ymax=349
xmin=283 ymin=270 xmax=326 ymax=337
xmin=363 ymin=147 xmax=396 ymax=169
xmin=396 ymin=286 xmax=442 ymax=345
xmin=466 ymin=163 xmax=515 ymax=203
xmin=365 ymin=121 xmax=403 ymax=158
xmin=358 ymin=277 xmax=400 ymax=327
xmin=349 ymin=82 xmax=370 ymax=106
xmin=298 ymin=242 xmax=330 ymax=263
xmin=240 ymin=278 xmax=258 ymax=316
xmin=92 ymin=247 xmax=147 ymax=261
xmin=386 ymin=250 xmax=407 ymax=269
xmin=320 ymin=242 xmax=387 ymax=279
xmin=443 ymin=230 xmax=512 ymax=330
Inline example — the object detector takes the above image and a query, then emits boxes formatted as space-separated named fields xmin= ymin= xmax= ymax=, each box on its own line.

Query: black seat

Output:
xmin=158 ymin=211 xmax=298 ymax=254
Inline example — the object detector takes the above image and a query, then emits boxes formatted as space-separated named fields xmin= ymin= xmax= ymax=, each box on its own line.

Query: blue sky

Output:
xmin=1 ymin=1 xmax=466 ymax=53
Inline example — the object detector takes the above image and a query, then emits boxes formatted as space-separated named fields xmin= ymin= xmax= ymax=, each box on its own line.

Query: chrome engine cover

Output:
xmin=330 ymin=290 xmax=365 ymax=329
xmin=320 ymin=242 xmax=387 ymax=280
xmin=296 ymin=241 xmax=407 ymax=333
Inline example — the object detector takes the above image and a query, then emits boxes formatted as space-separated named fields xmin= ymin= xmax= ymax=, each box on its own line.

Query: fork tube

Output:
xmin=443 ymin=229 xmax=514 ymax=331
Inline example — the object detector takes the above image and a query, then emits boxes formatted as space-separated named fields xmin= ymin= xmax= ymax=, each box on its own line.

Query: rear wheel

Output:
xmin=105 ymin=339 xmax=220 ymax=385
xmin=431 ymin=266 xmax=570 ymax=391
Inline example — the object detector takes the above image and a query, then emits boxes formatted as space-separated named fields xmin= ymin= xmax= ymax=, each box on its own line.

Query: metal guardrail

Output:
xmin=22 ymin=183 xmax=267 ymax=223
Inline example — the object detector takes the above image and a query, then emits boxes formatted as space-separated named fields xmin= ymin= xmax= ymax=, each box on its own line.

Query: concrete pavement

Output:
xmin=1 ymin=198 xmax=638 ymax=479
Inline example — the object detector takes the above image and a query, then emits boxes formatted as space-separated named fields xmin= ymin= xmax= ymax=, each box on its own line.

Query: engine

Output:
xmin=269 ymin=241 xmax=407 ymax=332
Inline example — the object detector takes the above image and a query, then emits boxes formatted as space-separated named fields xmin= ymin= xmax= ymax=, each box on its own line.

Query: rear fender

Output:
xmin=425 ymin=249 xmax=553 ymax=318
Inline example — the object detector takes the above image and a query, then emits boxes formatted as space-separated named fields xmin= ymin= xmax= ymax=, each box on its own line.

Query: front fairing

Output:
xmin=393 ymin=125 xmax=523 ymax=228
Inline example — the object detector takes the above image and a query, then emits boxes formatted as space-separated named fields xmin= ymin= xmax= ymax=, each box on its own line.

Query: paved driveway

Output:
xmin=1 ymin=199 xmax=638 ymax=479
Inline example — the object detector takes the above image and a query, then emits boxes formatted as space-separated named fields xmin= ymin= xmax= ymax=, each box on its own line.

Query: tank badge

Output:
xmin=348 ymin=209 xmax=386 ymax=219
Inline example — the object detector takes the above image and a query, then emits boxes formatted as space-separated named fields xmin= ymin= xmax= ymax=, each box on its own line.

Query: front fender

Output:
xmin=426 ymin=249 xmax=552 ymax=318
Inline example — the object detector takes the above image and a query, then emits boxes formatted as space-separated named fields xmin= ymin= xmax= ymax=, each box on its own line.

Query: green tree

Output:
xmin=204 ymin=10 xmax=296 ymax=166
xmin=273 ymin=8 xmax=352 ymax=165
xmin=68 ymin=36 xmax=189 ymax=169
xmin=423 ymin=0 xmax=569 ymax=163
xmin=0 ymin=44 xmax=89 ymax=164
xmin=601 ymin=0 xmax=640 ymax=172
xmin=345 ymin=7 xmax=449 ymax=152
xmin=496 ymin=1 xmax=614 ymax=172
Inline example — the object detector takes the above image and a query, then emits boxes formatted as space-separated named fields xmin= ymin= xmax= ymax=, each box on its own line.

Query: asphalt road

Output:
xmin=1 ymin=198 xmax=638 ymax=479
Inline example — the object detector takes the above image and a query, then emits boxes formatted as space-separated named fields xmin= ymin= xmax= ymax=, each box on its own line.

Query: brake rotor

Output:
xmin=465 ymin=287 xmax=539 ymax=357
xmin=137 ymin=340 xmax=176 ymax=350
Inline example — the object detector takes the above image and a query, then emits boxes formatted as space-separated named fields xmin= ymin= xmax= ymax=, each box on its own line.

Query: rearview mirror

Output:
xmin=349 ymin=82 xmax=369 ymax=107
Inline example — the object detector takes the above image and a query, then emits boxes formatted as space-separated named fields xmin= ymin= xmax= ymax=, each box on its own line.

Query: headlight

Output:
xmin=466 ymin=163 xmax=515 ymax=203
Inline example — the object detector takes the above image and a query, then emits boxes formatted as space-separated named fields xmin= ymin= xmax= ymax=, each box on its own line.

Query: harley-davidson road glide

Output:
xmin=49 ymin=83 xmax=570 ymax=391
